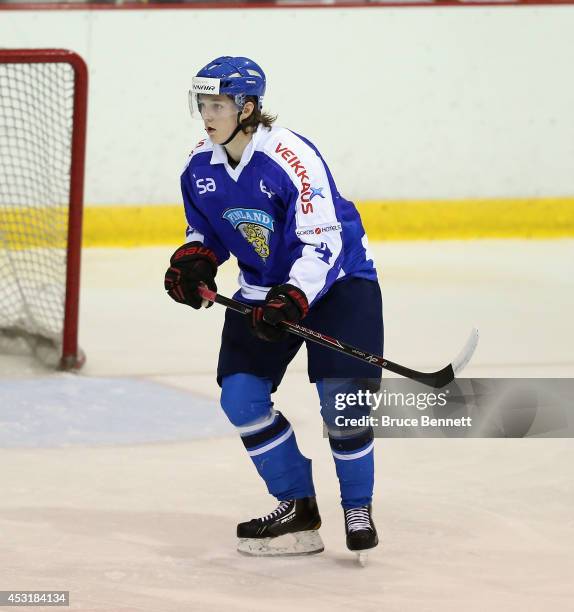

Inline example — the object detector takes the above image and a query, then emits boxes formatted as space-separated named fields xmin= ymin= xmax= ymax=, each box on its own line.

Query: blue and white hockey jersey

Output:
xmin=181 ymin=124 xmax=377 ymax=306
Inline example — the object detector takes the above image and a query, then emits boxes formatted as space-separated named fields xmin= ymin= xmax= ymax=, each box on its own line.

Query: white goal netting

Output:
xmin=0 ymin=53 xmax=84 ymax=368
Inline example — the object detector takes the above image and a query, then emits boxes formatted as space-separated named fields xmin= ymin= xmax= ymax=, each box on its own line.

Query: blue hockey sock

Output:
xmin=330 ymin=437 xmax=374 ymax=509
xmin=316 ymin=378 xmax=376 ymax=509
xmin=221 ymin=373 xmax=315 ymax=500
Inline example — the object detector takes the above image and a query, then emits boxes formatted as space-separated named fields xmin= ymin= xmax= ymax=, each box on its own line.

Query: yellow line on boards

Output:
xmin=82 ymin=205 xmax=188 ymax=247
xmin=357 ymin=198 xmax=574 ymax=241
xmin=81 ymin=198 xmax=574 ymax=246
xmin=2 ymin=199 xmax=573 ymax=248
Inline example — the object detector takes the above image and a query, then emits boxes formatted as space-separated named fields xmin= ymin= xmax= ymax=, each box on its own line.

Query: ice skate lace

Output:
xmin=260 ymin=500 xmax=293 ymax=523
xmin=345 ymin=507 xmax=372 ymax=532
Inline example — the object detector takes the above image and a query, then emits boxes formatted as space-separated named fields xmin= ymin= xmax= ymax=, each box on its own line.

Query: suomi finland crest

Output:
xmin=222 ymin=208 xmax=275 ymax=261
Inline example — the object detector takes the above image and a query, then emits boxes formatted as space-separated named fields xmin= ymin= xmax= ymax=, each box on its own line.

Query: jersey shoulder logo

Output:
xmin=310 ymin=186 xmax=325 ymax=200
xmin=196 ymin=177 xmax=216 ymax=195
xmin=314 ymin=241 xmax=333 ymax=264
xmin=259 ymin=179 xmax=276 ymax=199
xmin=222 ymin=208 xmax=275 ymax=262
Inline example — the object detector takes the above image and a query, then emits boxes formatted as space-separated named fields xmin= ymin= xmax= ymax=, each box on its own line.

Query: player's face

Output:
xmin=196 ymin=95 xmax=239 ymax=144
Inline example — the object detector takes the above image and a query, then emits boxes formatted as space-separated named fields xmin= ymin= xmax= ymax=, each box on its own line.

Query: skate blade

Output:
xmin=356 ymin=551 xmax=369 ymax=567
xmin=237 ymin=529 xmax=324 ymax=557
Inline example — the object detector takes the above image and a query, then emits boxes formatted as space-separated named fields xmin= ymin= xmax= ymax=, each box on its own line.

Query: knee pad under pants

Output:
xmin=220 ymin=373 xmax=274 ymax=428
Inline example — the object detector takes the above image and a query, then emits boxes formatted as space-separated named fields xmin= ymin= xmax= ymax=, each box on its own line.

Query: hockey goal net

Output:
xmin=0 ymin=49 xmax=87 ymax=370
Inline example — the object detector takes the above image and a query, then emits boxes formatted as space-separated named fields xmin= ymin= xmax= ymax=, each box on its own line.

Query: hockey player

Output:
xmin=164 ymin=56 xmax=383 ymax=561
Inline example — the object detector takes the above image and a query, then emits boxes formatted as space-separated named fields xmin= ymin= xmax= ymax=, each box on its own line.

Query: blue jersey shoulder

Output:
xmin=182 ymin=138 xmax=214 ymax=174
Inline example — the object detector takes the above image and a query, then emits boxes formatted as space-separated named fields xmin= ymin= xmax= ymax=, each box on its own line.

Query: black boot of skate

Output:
xmin=344 ymin=504 xmax=378 ymax=566
xmin=237 ymin=497 xmax=324 ymax=557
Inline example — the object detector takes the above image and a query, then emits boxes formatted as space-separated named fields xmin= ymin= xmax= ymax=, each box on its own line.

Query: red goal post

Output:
xmin=0 ymin=49 xmax=88 ymax=370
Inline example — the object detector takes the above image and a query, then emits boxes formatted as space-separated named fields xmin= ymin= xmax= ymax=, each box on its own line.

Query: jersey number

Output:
xmin=196 ymin=178 xmax=216 ymax=195
xmin=315 ymin=242 xmax=333 ymax=264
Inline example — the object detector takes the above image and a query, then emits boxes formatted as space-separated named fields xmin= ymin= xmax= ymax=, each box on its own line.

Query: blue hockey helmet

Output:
xmin=191 ymin=56 xmax=266 ymax=112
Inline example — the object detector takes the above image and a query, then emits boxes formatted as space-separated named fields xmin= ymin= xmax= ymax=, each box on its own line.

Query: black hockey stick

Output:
xmin=198 ymin=286 xmax=479 ymax=389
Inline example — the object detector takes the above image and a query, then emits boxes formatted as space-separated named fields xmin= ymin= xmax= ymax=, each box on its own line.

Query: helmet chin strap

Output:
xmin=221 ymin=111 xmax=245 ymax=146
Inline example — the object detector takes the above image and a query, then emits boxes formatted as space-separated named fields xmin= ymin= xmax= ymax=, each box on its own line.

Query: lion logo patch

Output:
xmin=222 ymin=208 xmax=274 ymax=262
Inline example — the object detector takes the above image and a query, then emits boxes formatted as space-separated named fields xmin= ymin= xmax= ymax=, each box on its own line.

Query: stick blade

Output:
xmin=412 ymin=364 xmax=455 ymax=389
xmin=452 ymin=328 xmax=479 ymax=376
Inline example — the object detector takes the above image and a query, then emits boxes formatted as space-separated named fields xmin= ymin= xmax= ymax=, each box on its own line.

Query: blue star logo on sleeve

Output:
xmin=310 ymin=186 xmax=325 ymax=200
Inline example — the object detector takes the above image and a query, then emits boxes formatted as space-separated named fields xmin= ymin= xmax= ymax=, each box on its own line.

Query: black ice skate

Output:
xmin=344 ymin=504 xmax=379 ymax=566
xmin=237 ymin=497 xmax=324 ymax=557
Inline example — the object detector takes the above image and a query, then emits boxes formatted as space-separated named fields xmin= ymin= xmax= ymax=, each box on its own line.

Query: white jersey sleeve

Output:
xmin=266 ymin=129 xmax=344 ymax=305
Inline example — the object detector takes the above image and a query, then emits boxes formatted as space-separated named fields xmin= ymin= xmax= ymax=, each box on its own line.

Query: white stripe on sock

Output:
xmin=331 ymin=441 xmax=374 ymax=461
xmin=236 ymin=409 xmax=277 ymax=436
xmin=247 ymin=426 xmax=294 ymax=457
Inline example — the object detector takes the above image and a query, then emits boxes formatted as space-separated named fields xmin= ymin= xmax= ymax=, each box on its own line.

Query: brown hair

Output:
xmin=230 ymin=95 xmax=277 ymax=132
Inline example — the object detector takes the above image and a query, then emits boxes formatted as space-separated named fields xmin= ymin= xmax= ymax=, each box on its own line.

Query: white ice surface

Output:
xmin=1 ymin=241 xmax=573 ymax=611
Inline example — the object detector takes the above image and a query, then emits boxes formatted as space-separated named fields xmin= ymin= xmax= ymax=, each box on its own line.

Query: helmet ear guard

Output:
xmin=233 ymin=92 xmax=263 ymax=112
